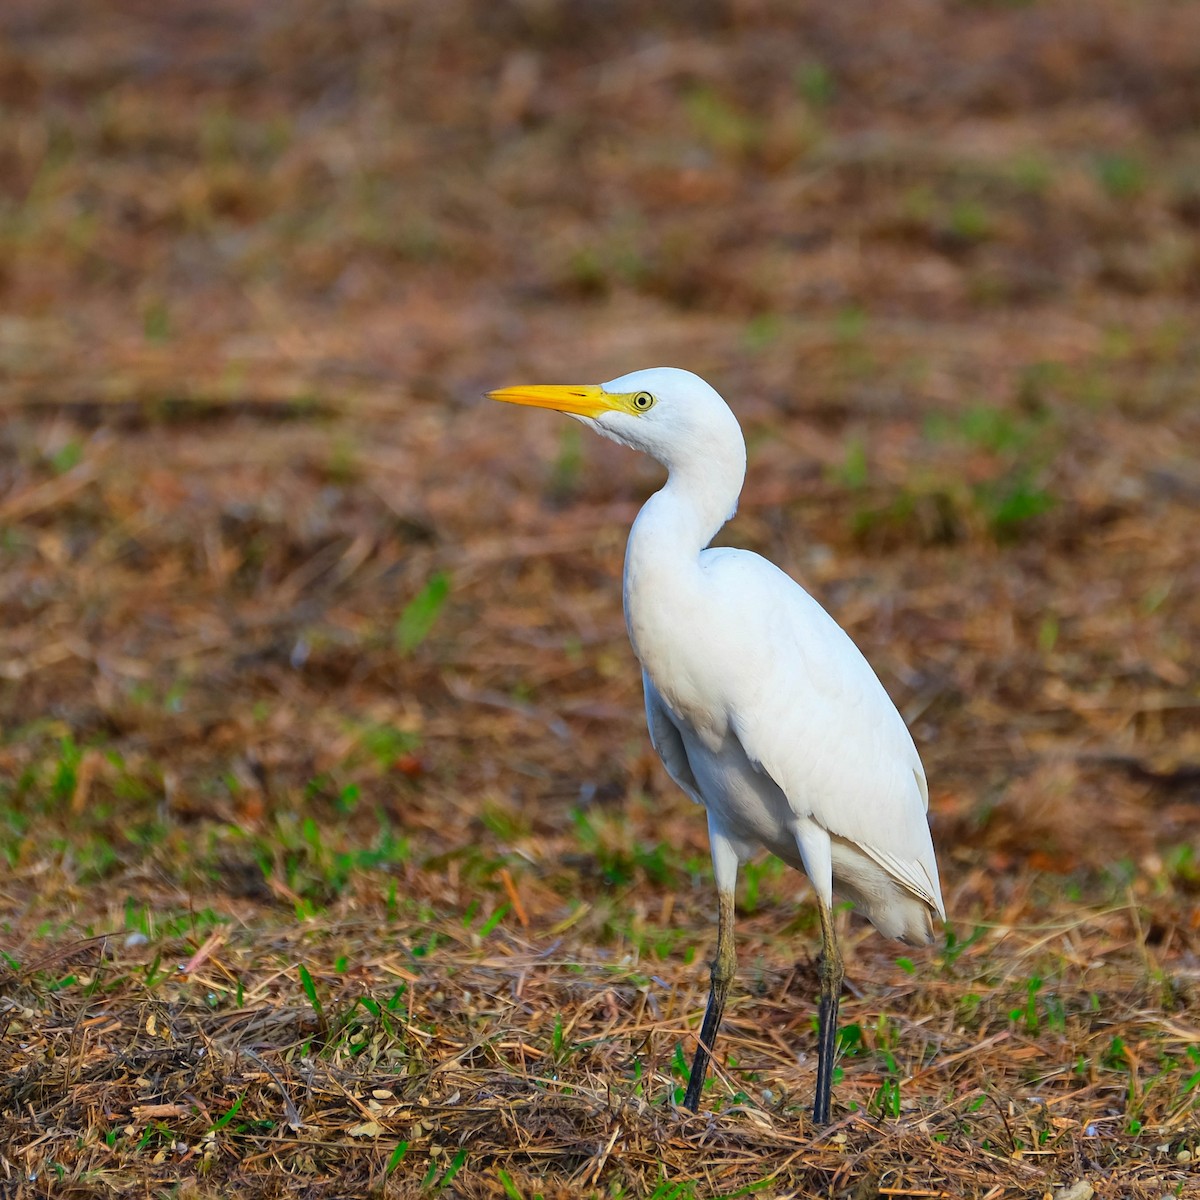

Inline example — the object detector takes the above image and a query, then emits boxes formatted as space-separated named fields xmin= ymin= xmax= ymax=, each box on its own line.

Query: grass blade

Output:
xmin=210 ymin=1093 xmax=245 ymax=1132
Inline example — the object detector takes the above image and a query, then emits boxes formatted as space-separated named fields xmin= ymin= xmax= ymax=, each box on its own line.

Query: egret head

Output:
xmin=487 ymin=366 xmax=745 ymax=477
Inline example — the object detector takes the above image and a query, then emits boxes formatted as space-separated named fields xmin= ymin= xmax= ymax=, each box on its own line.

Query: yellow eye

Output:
xmin=632 ymin=391 xmax=655 ymax=411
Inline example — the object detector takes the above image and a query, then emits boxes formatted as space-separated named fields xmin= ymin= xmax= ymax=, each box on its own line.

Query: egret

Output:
xmin=488 ymin=367 xmax=944 ymax=1123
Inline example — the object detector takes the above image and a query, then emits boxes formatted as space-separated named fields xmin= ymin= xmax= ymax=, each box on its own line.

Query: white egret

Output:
xmin=488 ymin=367 xmax=944 ymax=1123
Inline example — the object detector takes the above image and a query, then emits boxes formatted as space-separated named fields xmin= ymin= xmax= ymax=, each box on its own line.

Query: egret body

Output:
xmin=488 ymin=367 xmax=944 ymax=1122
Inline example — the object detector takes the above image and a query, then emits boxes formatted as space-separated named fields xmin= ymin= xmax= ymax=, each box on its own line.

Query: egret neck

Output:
xmin=622 ymin=411 xmax=747 ymax=726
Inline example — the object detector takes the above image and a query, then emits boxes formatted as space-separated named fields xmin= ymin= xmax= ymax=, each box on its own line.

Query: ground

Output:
xmin=0 ymin=2 xmax=1198 ymax=1197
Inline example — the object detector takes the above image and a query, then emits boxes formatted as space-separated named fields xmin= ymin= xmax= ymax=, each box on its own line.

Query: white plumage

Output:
xmin=489 ymin=366 xmax=944 ymax=1122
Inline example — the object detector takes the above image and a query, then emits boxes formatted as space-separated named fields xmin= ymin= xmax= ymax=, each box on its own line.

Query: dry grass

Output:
xmin=1 ymin=1 xmax=1199 ymax=1197
xmin=1 ymin=902 xmax=1198 ymax=1198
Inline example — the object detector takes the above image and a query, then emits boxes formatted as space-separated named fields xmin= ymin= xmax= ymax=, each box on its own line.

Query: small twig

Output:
xmin=498 ymin=868 xmax=529 ymax=928
xmin=181 ymin=931 xmax=226 ymax=978
xmin=239 ymin=1049 xmax=304 ymax=1131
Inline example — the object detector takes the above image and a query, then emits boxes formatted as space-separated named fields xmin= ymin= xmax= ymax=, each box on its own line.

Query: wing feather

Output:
xmin=702 ymin=548 xmax=944 ymax=917
xmin=642 ymin=670 xmax=703 ymax=806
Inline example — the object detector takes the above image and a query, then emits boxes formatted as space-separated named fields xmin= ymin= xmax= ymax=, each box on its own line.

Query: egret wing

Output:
xmin=703 ymin=549 xmax=943 ymax=915
xmin=643 ymin=670 xmax=704 ymax=806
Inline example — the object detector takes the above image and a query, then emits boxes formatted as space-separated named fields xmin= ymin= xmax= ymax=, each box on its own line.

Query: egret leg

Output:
xmin=684 ymin=888 xmax=735 ymax=1111
xmin=812 ymin=895 xmax=845 ymax=1125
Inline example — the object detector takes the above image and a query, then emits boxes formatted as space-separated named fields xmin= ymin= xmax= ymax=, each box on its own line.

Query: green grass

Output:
xmin=396 ymin=572 xmax=451 ymax=655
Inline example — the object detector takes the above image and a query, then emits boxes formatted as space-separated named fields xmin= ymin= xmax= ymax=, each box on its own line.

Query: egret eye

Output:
xmin=633 ymin=391 xmax=655 ymax=411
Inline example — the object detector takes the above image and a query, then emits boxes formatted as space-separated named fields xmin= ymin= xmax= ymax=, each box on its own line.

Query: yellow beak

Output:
xmin=486 ymin=384 xmax=610 ymax=419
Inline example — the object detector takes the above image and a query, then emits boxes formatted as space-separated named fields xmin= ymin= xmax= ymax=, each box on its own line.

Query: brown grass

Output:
xmin=1 ymin=1 xmax=1198 ymax=1197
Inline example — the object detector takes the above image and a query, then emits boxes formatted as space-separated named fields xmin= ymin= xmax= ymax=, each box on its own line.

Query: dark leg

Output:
xmin=812 ymin=895 xmax=845 ymax=1125
xmin=683 ymin=889 xmax=736 ymax=1111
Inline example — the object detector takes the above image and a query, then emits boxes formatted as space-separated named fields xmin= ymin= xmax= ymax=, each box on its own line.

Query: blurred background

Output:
xmin=1 ymin=0 xmax=1198 ymax=958
xmin=2 ymin=2 xmax=1200 ymax=1193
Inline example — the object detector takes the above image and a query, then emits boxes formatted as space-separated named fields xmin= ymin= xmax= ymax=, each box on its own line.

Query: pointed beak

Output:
xmin=486 ymin=384 xmax=610 ymax=419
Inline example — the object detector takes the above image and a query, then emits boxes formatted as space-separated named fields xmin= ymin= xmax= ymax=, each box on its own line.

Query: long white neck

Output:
xmin=622 ymin=422 xmax=746 ymax=659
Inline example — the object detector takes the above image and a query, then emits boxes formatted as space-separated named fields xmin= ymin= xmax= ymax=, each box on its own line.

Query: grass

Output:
xmin=2 ymin=0 xmax=1200 ymax=1197
xmin=2 ymin=893 xmax=1197 ymax=1196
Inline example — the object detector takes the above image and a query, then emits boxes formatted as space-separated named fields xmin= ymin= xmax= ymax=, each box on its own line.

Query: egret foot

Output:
xmin=812 ymin=896 xmax=845 ymax=1125
xmin=684 ymin=890 xmax=736 ymax=1111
